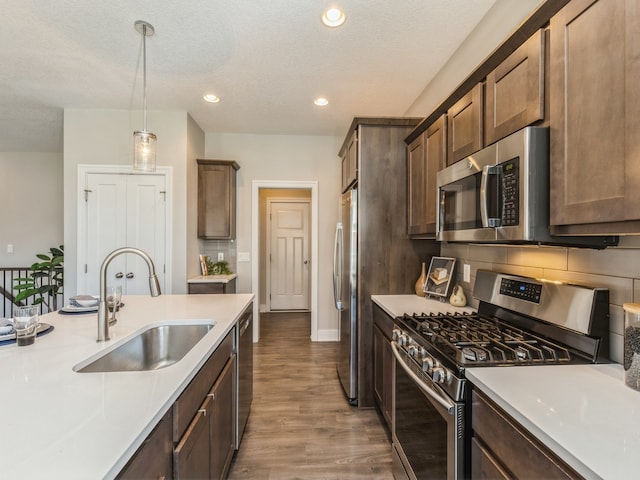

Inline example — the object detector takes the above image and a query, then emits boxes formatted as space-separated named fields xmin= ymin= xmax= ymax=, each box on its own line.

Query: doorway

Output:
xmin=266 ymin=196 xmax=311 ymax=311
xmin=251 ymin=181 xmax=318 ymax=343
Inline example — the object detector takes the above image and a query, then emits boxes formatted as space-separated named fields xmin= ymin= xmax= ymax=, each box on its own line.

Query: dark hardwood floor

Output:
xmin=228 ymin=311 xmax=393 ymax=479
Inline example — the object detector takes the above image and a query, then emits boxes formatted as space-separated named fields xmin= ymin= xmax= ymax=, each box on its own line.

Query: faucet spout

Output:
xmin=97 ymin=247 xmax=161 ymax=342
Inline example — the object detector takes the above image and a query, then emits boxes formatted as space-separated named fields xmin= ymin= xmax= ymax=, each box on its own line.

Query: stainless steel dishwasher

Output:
xmin=236 ymin=306 xmax=253 ymax=448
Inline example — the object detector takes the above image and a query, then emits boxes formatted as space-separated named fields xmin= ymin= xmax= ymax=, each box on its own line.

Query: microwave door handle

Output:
xmin=480 ymin=165 xmax=502 ymax=228
xmin=333 ymin=223 xmax=343 ymax=310
xmin=480 ymin=165 xmax=490 ymax=227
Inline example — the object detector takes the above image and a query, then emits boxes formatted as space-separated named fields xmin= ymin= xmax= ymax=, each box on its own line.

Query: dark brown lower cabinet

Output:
xmin=372 ymin=303 xmax=394 ymax=430
xmin=209 ymin=356 xmax=236 ymax=480
xmin=471 ymin=389 xmax=583 ymax=480
xmin=174 ymin=401 xmax=211 ymax=479
xmin=116 ymin=410 xmax=173 ymax=480
xmin=188 ymin=279 xmax=236 ymax=294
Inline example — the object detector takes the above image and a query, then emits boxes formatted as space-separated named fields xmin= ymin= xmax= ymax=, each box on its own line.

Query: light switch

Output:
xmin=463 ymin=264 xmax=471 ymax=283
xmin=238 ymin=252 xmax=250 ymax=262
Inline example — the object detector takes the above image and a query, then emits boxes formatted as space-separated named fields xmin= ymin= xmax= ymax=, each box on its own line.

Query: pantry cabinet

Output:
xmin=407 ymin=114 xmax=446 ymax=237
xmin=549 ymin=0 xmax=640 ymax=234
xmin=447 ymin=83 xmax=483 ymax=165
xmin=197 ymin=159 xmax=240 ymax=240
xmin=485 ymin=28 xmax=545 ymax=145
xmin=471 ymin=389 xmax=583 ymax=480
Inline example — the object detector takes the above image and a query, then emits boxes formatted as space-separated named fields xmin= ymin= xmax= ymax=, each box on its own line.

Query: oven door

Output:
xmin=436 ymin=143 xmax=498 ymax=243
xmin=391 ymin=343 xmax=465 ymax=480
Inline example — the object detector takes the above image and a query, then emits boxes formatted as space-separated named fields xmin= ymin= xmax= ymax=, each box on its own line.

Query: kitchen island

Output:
xmin=0 ymin=293 xmax=253 ymax=479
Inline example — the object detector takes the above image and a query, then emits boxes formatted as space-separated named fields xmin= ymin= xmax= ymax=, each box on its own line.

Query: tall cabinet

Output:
xmin=338 ymin=117 xmax=440 ymax=409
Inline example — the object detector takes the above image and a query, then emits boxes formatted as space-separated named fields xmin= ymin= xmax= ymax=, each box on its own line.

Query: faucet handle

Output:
xmin=115 ymin=272 xmax=124 ymax=279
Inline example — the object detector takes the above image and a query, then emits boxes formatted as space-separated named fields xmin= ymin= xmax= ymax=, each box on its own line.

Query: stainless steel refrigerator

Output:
xmin=333 ymin=189 xmax=358 ymax=405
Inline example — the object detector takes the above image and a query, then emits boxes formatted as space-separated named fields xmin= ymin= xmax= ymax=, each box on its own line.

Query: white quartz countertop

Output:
xmin=371 ymin=294 xmax=474 ymax=318
xmin=467 ymin=364 xmax=640 ymax=480
xmin=0 ymin=293 xmax=253 ymax=479
xmin=188 ymin=273 xmax=237 ymax=283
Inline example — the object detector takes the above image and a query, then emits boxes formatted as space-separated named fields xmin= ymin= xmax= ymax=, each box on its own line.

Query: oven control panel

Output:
xmin=499 ymin=278 xmax=542 ymax=303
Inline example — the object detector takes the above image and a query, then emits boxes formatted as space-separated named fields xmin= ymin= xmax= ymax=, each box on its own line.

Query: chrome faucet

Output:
xmin=97 ymin=247 xmax=161 ymax=342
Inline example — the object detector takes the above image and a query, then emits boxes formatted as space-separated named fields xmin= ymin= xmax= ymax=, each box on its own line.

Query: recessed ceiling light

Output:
xmin=314 ymin=97 xmax=329 ymax=106
xmin=322 ymin=7 xmax=345 ymax=27
xmin=203 ymin=94 xmax=220 ymax=103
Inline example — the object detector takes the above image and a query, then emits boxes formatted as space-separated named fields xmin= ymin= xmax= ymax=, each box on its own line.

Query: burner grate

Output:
xmin=409 ymin=312 xmax=571 ymax=366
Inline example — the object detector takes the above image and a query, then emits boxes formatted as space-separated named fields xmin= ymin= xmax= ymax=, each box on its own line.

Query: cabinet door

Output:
xmin=373 ymin=323 xmax=393 ymax=429
xmin=82 ymin=173 xmax=167 ymax=296
xmin=471 ymin=437 xmax=511 ymax=480
xmin=407 ymin=133 xmax=426 ymax=236
xmin=210 ymin=355 xmax=237 ymax=480
xmin=485 ymin=29 xmax=544 ymax=145
xmin=174 ymin=399 xmax=211 ymax=480
xmin=197 ymin=160 xmax=238 ymax=239
xmin=341 ymin=131 xmax=358 ymax=192
xmin=117 ymin=410 xmax=173 ymax=480
xmin=407 ymin=115 xmax=447 ymax=236
xmin=550 ymin=0 xmax=640 ymax=229
xmin=447 ymin=83 xmax=483 ymax=165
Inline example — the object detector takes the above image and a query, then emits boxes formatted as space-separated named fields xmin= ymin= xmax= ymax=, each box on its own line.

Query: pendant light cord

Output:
xmin=142 ymin=23 xmax=147 ymax=132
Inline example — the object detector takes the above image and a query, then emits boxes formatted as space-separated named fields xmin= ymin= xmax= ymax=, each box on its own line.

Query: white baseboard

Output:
xmin=259 ymin=303 xmax=268 ymax=313
xmin=315 ymin=329 xmax=339 ymax=342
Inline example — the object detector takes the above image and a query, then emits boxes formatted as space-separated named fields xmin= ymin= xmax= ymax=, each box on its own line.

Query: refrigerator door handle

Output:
xmin=333 ymin=222 xmax=343 ymax=310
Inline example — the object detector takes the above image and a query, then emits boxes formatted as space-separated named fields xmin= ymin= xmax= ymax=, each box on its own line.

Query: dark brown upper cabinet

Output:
xmin=549 ymin=0 xmax=640 ymax=234
xmin=407 ymin=114 xmax=446 ymax=237
xmin=485 ymin=28 xmax=545 ymax=145
xmin=447 ymin=83 xmax=484 ymax=165
xmin=197 ymin=159 xmax=240 ymax=239
xmin=340 ymin=130 xmax=358 ymax=193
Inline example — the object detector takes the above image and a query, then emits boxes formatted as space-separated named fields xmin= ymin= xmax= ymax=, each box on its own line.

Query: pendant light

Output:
xmin=133 ymin=20 xmax=157 ymax=172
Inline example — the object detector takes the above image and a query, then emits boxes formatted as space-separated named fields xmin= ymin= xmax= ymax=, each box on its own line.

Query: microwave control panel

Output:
xmin=500 ymin=157 xmax=519 ymax=226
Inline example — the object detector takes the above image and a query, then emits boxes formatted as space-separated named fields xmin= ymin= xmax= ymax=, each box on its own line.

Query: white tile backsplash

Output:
xmin=441 ymin=242 xmax=640 ymax=364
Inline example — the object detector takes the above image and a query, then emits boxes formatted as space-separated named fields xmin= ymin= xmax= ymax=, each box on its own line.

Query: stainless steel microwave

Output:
xmin=436 ymin=127 xmax=617 ymax=247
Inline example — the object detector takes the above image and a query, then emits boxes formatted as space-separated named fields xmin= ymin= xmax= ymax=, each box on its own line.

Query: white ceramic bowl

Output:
xmin=72 ymin=295 xmax=99 ymax=308
xmin=0 ymin=319 xmax=13 ymax=335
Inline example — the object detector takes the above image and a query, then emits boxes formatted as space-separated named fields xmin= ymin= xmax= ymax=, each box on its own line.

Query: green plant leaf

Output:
xmin=36 ymin=254 xmax=50 ymax=261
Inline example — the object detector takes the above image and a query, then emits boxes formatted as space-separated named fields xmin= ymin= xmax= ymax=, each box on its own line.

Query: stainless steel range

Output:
xmin=391 ymin=270 xmax=610 ymax=480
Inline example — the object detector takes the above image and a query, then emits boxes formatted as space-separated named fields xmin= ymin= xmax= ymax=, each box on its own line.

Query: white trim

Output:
xmin=316 ymin=329 xmax=339 ymax=342
xmin=252 ymin=180 xmax=319 ymax=342
xmin=76 ymin=164 xmax=173 ymax=296
xmin=265 ymin=197 xmax=311 ymax=312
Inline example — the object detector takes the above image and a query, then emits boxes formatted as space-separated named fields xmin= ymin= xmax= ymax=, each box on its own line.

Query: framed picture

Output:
xmin=424 ymin=256 xmax=456 ymax=298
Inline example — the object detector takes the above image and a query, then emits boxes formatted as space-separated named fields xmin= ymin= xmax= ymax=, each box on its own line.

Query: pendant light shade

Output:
xmin=133 ymin=20 xmax=156 ymax=172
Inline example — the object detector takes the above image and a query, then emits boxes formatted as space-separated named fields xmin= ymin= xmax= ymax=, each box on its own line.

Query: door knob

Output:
xmin=115 ymin=272 xmax=124 ymax=279
xmin=126 ymin=272 xmax=135 ymax=279
xmin=304 ymin=260 xmax=309 ymax=265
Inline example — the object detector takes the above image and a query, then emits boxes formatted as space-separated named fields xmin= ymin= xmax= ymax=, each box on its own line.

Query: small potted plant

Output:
xmin=14 ymin=245 xmax=64 ymax=312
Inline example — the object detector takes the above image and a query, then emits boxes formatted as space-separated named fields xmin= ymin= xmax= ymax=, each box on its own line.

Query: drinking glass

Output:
xmin=13 ymin=305 xmax=39 ymax=346
xmin=107 ymin=285 xmax=122 ymax=326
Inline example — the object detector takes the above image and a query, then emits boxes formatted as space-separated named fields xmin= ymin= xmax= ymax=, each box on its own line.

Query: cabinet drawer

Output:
xmin=472 ymin=390 xmax=582 ymax=479
xmin=471 ymin=437 xmax=510 ymax=480
xmin=174 ymin=397 xmax=211 ymax=480
xmin=173 ymin=330 xmax=234 ymax=442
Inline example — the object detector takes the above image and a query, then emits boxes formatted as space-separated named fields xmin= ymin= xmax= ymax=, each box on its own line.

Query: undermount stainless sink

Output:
xmin=74 ymin=322 xmax=216 ymax=373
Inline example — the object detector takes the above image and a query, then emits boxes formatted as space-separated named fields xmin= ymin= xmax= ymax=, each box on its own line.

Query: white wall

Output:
xmin=0 ymin=152 xmax=63 ymax=266
xmin=405 ymin=0 xmax=543 ymax=117
xmin=205 ymin=133 xmax=342 ymax=333
xmin=63 ymin=109 xmax=191 ymax=297
xmin=186 ymin=114 xmax=205 ymax=279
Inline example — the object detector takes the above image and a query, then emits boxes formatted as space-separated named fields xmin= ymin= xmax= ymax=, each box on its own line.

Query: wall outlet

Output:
xmin=218 ymin=252 xmax=224 ymax=261
xmin=7 ymin=244 xmax=13 ymax=254
xmin=463 ymin=263 xmax=471 ymax=283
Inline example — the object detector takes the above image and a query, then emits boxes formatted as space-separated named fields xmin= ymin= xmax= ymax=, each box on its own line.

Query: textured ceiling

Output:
xmin=0 ymin=0 xmax=500 ymax=152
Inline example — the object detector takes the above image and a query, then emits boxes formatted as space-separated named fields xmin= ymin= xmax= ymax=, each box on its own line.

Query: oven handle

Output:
xmin=391 ymin=342 xmax=456 ymax=415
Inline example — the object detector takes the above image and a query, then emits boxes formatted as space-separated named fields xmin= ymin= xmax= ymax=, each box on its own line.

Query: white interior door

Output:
xmin=80 ymin=172 xmax=166 ymax=295
xmin=268 ymin=200 xmax=310 ymax=310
